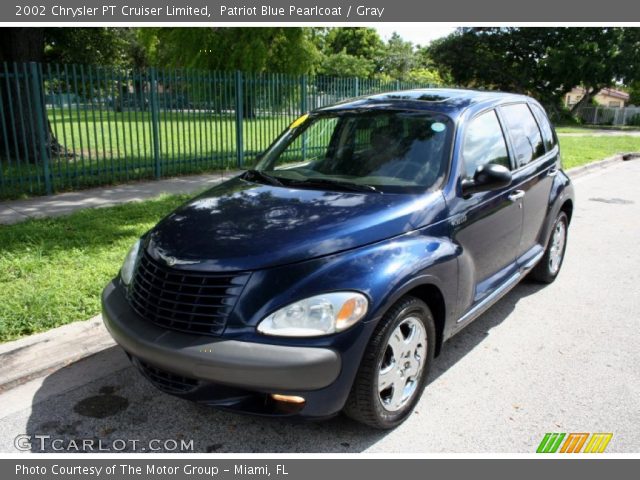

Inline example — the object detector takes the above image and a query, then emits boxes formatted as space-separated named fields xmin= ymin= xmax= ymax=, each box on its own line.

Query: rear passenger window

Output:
xmin=530 ymin=103 xmax=557 ymax=151
xmin=500 ymin=103 xmax=545 ymax=167
xmin=462 ymin=110 xmax=510 ymax=178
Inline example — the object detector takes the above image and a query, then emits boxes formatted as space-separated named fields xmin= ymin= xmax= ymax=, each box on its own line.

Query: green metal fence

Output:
xmin=0 ymin=62 xmax=438 ymax=199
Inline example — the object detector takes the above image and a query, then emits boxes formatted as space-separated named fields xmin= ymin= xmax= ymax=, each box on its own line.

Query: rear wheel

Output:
xmin=530 ymin=211 xmax=569 ymax=283
xmin=344 ymin=296 xmax=435 ymax=429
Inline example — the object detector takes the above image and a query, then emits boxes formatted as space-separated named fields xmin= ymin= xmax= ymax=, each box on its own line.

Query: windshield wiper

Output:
xmin=241 ymin=169 xmax=284 ymax=186
xmin=287 ymin=177 xmax=383 ymax=194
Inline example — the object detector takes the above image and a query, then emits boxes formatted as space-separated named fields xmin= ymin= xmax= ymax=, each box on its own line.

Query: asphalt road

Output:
xmin=1 ymin=159 xmax=639 ymax=453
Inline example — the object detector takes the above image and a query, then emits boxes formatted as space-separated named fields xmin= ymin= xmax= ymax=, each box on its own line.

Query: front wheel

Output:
xmin=344 ymin=296 xmax=435 ymax=429
xmin=530 ymin=211 xmax=569 ymax=283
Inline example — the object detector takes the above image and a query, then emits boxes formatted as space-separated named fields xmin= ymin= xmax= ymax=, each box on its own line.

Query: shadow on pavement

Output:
xmin=24 ymin=281 xmax=544 ymax=453
xmin=428 ymin=280 xmax=546 ymax=385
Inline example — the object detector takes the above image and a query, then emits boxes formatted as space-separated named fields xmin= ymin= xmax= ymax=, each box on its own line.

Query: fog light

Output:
xmin=270 ymin=394 xmax=306 ymax=404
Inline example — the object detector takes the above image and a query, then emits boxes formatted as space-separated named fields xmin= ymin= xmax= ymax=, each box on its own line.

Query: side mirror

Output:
xmin=461 ymin=163 xmax=512 ymax=196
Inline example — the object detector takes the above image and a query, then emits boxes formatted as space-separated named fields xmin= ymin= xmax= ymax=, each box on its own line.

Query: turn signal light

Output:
xmin=270 ymin=394 xmax=306 ymax=404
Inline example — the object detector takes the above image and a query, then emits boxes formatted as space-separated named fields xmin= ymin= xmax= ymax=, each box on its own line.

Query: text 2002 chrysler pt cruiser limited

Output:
xmin=102 ymin=89 xmax=574 ymax=429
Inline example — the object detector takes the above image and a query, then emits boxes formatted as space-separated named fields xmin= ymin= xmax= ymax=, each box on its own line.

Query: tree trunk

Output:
xmin=570 ymin=86 xmax=600 ymax=114
xmin=0 ymin=28 xmax=66 ymax=164
xmin=242 ymin=93 xmax=257 ymax=119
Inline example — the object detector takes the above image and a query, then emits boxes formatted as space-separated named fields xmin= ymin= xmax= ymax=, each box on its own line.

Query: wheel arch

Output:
xmin=539 ymin=174 xmax=575 ymax=248
xmin=560 ymin=198 xmax=574 ymax=224
xmin=404 ymin=284 xmax=447 ymax=357
xmin=374 ymin=276 xmax=450 ymax=358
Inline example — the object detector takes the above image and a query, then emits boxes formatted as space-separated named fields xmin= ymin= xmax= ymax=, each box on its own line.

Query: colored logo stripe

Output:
xmin=537 ymin=433 xmax=613 ymax=453
xmin=560 ymin=433 xmax=589 ymax=453
xmin=537 ymin=433 xmax=566 ymax=453
xmin=583 ymin=433 xmax=613 ymax=453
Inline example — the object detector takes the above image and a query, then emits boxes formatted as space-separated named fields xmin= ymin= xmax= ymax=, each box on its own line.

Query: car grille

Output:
xmin=129 ymin=249 xmax=250 ymax=336
xmin=137 ymin=359 xmax=200 ymax=395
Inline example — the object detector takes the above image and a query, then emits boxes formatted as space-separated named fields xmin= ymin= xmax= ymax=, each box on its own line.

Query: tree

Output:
xmin=138 ymin=28 xmax=321 ymax=118
xmin=544 ymin=28 xmax=625 ymax=112
xmin=318 ymin=50 xmax=376 ymax=78
xmin=430 ymin=28 xmax=558 ymax=99
xmin=321 ymin=28 xmax=384 ymax=77
xmin=628 ymin=81 xmax=640 ymax=106
xmin=44 ymin=28 xmax=129 ymax=66
xmin=618 ymin=28 xmax=640 ymax=92
xmin=380 ymin=33 xmax=416 ymax=81
xmin=1 ymin=28 xmax=137 ymax=165
xmin=324 ymin=28 xmax=384 ymax=60
xmin=406 ymin=68 xmax=445 ymax=86
xmin=412 ymin=44 xmax=450 ymax=85
xmin=429 ymin=28 xmax=638 ymax=114
xmin=143 ymin=28 xmax=319 ymax=74
xmin=118 ymin=28 xmax=152 ymax=70
xmin=0 ymin=28 xmax=63 ymax=164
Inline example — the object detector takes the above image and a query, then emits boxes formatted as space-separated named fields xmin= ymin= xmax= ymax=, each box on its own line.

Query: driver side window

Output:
xmin=273 ymin=117 xmax=338 ymax=170
xmin=462 ymin=110 xmax=510 ymax=178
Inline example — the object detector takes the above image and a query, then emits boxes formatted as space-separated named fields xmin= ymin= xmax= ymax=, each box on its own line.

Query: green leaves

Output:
xmin=429 ymin=27 xmax=640 ymax=110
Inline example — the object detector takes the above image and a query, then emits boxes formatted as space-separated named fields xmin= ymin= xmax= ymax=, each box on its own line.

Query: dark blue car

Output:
xmin=102 ymin=88 xmax=574 ymax=429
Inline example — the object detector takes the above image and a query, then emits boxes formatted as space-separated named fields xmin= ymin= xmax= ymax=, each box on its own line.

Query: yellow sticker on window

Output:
xmin=289 ymin=113 xmax=309 ymax=129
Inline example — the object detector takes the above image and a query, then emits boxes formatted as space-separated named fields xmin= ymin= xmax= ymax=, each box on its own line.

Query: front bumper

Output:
xmin=102 ymin=281 xmax=344 ymax=412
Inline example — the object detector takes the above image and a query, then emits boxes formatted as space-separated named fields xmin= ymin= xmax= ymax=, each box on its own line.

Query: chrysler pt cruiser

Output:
xmin=102 ymin=89 xmax=575 ymax=429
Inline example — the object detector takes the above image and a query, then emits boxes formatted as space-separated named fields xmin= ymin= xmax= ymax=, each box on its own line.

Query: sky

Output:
xmin=374 ymin=25 xmax=456 ymax=47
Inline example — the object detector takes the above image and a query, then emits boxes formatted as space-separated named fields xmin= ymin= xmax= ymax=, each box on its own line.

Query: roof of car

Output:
xmin=315 ymin=88 xmax=531 ymax=119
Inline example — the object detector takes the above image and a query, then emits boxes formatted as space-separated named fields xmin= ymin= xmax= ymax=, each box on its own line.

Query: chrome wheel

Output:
xmin=377 ymin=317 xmax=427 ymax=412
xmin=548 ymin=219 xmax=566 ymax=274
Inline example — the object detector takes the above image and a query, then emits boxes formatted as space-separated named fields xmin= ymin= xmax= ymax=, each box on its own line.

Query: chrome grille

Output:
xmin=129 ymin=249 xmax=249 ymax=335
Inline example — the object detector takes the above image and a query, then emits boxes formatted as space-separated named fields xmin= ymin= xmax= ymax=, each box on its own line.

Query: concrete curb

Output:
xmin=566 ymin=153 xmax=624 ymax=179
xmin=0 ymin=315 xmax=115 ymax=393
xmin=0 ymin=154 xmax=636 ymax=392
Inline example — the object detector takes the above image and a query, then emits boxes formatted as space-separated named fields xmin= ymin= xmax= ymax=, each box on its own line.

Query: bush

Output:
xmin=547 ymin=104 xmax=582 ymax=126
xmin=627 ymin=114 xmax=640 ymax=127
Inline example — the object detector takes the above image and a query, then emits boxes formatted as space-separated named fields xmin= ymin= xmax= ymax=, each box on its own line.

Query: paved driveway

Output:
xmin=1 ymin=160 xmax=639 ymax=453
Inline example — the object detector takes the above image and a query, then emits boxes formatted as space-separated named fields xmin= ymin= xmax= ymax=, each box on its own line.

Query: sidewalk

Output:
xmin=0 ymin=170 xmax=240 ymax=225
xmin=1 ymin=154 xmax=635 ymax=226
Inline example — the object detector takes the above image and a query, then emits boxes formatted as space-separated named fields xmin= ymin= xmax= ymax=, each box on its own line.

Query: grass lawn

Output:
xmin=556 ymin=125 xmax=640 ymax=134
xmin=0 ymin=193 xmax=190 ymax=342
xmin=1 ymin=134 xmax=639 ymax=342
xmin=46 ymin=110 xmax=289 ymax=160
xmin=558 ymin=136 xmax=640 ymax=168
xmin=1 ymin=111 xmax=292 ymax=199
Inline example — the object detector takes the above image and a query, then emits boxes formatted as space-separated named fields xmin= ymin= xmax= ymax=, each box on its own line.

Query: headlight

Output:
xmin=120 ymin=239 xmax=141 ymax=285
xmin=257 ymin=292 xmax=368 ymax=337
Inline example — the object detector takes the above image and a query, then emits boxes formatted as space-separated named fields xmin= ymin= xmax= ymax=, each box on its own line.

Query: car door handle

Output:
xmin=508 ymin=190 xmax=525 ymax=202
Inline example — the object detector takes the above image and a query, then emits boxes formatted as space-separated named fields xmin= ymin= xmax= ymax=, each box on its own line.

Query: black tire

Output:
xmin=344 ymin=296 xmax=436 ymax=429
xmin=530 ymin=211 xmax=569 ymax=284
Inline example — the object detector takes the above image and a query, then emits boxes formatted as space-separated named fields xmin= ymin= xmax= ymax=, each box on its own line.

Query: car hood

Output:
xmin=146 ymin=177 xmax=445 ymax=271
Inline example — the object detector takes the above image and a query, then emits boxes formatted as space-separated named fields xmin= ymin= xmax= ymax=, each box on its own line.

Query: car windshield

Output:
xmin=253 ymin=111 xmax=453 ymax=193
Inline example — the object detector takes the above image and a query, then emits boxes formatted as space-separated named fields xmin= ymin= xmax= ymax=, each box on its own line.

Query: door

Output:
xmin=452 ymin=109 xmax=523 ymax=311
xmin=499 ymin=103 xmax=557 ymax=267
